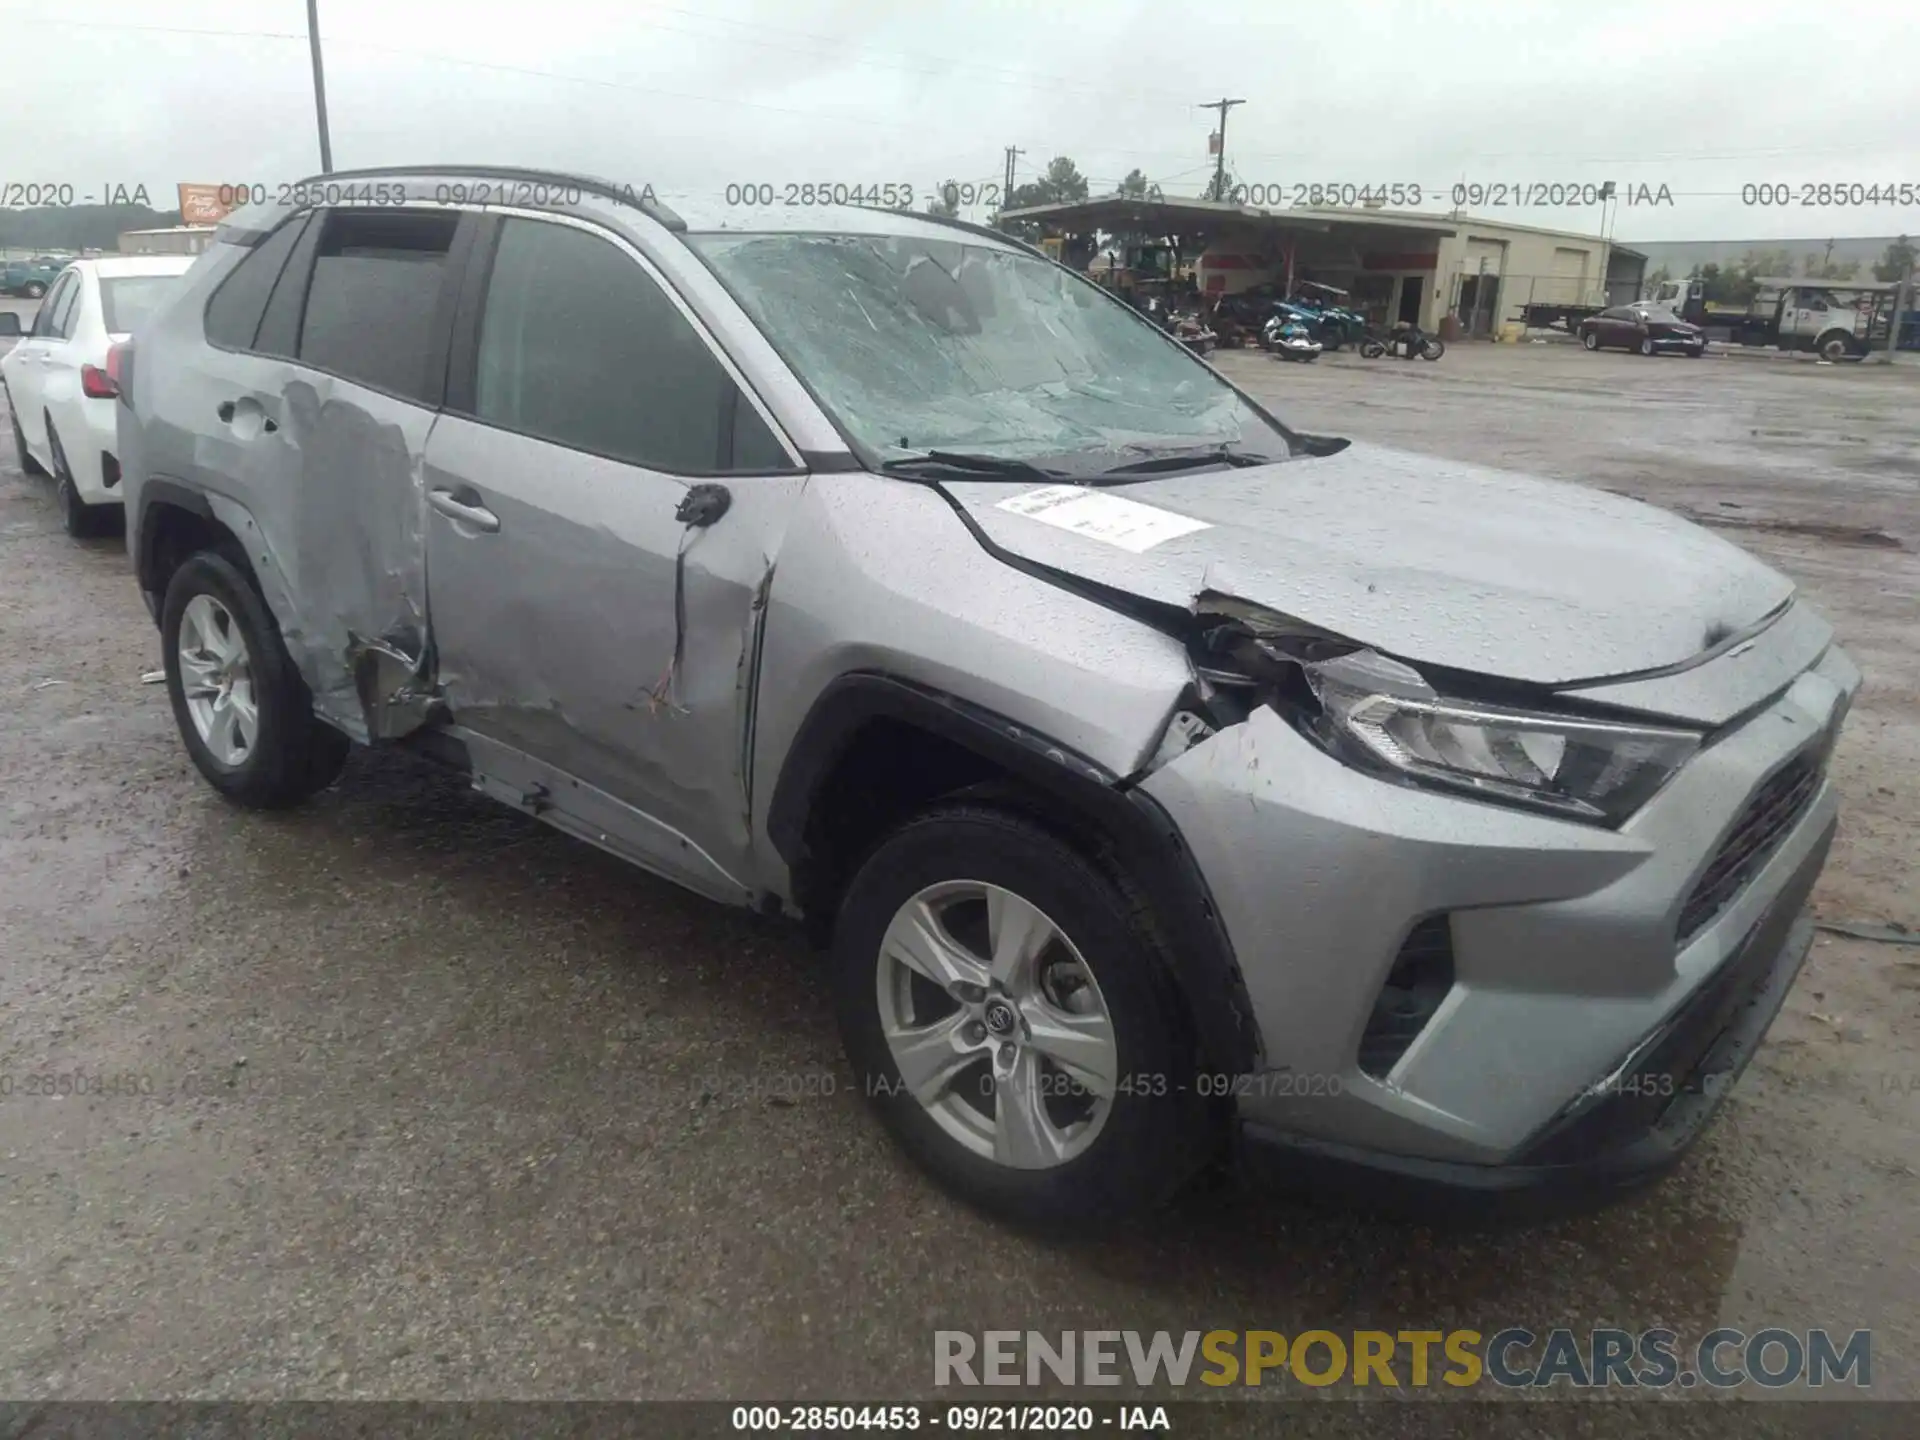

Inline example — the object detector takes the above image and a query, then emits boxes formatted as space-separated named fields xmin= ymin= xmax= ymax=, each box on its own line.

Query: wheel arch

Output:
xmin=768 ymin=671 xmax=1262 ymax=1075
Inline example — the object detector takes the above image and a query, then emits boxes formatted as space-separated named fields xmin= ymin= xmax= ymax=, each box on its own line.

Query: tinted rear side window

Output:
xmin=298 ymin=209 xmax=459 ymax=402
xmin=101 ymin=275 xmax=185 ymax=335
xmin=471 ymin=216 xmax=785 ymax=473
xmin=204 ymin=218 xmax=307 ymax=349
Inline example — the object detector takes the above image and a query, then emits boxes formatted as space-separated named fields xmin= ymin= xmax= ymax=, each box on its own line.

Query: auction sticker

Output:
xmin=995 ymin=485 xmax=1212 ymax=553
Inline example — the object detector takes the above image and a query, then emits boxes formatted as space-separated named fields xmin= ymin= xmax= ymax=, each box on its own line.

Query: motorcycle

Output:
xmin=1360 ymin=322 xmax=1445 ymax=361
xmin=1262 ymin=313 xmax=1323 ymax=362
xmin=1288 ymin=282 xmax=1368 ymax=351
xmin=1143 ymin=294 xmax=1218 ymax=355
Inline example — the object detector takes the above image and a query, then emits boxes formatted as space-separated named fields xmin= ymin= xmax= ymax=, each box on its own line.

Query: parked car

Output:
xmin=0 ymin=255 xmax=197 ymax=535
xmin=1 ymin=255 xmax=69 ymax=298
xmin=1578 ymin=303 xmax=1707 ymax=356
xmin=116 ymin=167 xmax=1858 ymax=1228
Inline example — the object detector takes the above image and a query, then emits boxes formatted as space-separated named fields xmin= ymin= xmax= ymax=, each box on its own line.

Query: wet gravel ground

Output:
xmin=1 ymin=323 xmax=1916 ymax=1416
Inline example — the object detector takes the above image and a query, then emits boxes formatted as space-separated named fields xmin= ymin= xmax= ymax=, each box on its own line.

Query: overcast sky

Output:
xmin=8 ymin=0 xmax=1918 ymax=244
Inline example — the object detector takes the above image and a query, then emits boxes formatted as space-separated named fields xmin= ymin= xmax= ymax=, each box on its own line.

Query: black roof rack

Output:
xmin=288 ymin=164 xmax=687 ymax=232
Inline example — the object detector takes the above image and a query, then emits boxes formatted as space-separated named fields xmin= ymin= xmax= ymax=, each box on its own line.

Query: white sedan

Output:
xmin=2 ymin=255 xmax=196 ymax=536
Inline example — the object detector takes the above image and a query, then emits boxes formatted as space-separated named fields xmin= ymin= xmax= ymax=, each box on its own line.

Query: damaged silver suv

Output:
xmin=117 ymin=166 xmax=1859 ymax=1227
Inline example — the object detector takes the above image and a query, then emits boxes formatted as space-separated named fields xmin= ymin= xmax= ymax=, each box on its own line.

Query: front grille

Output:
xmin=1676 ymin=753 xmax=1821 ymax=944
xmin=1358 ymin=916 xmax=1454 ymax=1079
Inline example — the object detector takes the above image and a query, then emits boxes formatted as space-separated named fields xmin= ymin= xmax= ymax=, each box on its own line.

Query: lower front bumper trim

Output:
xmin=1237 ymin=909 xmax=1817 ymax=1222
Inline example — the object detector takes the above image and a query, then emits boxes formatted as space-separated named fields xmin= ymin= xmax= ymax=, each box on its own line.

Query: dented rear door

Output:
xmin=423 ymin=211 xmax=808 ymax=893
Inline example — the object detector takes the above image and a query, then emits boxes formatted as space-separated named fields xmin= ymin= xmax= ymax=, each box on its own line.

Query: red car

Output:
xmin=1577 ymin=303 xmax=1707 ymax=356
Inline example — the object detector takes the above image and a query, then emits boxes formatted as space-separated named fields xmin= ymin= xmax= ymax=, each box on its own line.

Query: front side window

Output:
xmin=297 ymin=209 xmax=458 ymax=401
xmin=470 ymin=217 xmax=785 ymax=474
xmin=688 ymin=230 xmax=1291 ymax=471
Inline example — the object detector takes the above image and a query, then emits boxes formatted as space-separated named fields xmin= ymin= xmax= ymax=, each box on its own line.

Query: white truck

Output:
xmin=1645 ymin=276 xmax=1893 ymax=360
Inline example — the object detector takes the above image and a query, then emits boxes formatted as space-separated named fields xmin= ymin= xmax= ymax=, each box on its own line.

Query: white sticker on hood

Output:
xmin=994 ymin=485 xmax=1212 ymax=554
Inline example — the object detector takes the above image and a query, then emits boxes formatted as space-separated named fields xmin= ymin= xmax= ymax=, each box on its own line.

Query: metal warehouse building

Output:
xmin=1001 ymin=196 xmax=1646 ymax=336
xmin=116 ymin=226 xmax=218 ymax=257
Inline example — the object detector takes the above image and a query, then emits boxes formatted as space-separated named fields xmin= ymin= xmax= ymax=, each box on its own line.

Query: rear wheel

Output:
xmin=8 ymin=393 xmax=45 ymax=476
xmin=1817 ymin=331 xmax=1857 ymax=363
xmin=161 ymin=550 xmax=351 ymax=808
xmin=832 ymin=803 xmax=1207 ymax=1229
xmin=23 ymin=281 xmax=46 ymax=299
xmin=1420 ymin=338 xmax=1445 ymax=360
xmin=48 ymin=422 xmax=108 ymax=538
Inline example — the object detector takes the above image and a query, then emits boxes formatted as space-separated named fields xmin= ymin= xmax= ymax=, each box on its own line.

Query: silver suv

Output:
xmin=116 ymin=166 xmax=1858 ymax=1228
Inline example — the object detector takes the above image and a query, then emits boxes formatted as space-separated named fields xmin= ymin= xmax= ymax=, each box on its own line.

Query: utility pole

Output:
xmin=1877 ymin=260 xmax=1914 ymax=365
xmin=1002 ymin=146 xmax=1024 ymax=212
xmin=1199 ymin=98 xmax=1244 ymax=201
xmin=307 ymin=0 xmax=334 ymax=173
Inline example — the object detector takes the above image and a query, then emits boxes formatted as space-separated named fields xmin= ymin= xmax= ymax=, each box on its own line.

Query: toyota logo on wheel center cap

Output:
xmin=983 ymin=999 xmax=1017 ymax=1036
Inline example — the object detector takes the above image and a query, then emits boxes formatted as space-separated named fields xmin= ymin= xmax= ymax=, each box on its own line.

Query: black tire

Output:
xmin=832 ymin=803 xmax=1208 ymax=1229
xmin=1582 ymin=330 xmax=1600 ymax=351
xmin=24 ymin=281 xmax=46 ymax=299
xmin=160 ymin=549 xmax=351 ymax=809
xmin=1639 ymin=337 xmax=1656 ymax=356
xmin=47 ymin=422 xmax=107 ymax=538
xmin=1419 ymin=339 xmax=1445 ymax=360
xmin=1360 ymin=340 xmax=1385 ymax=359
xmin=7 ymin=391 xmax=46 ymax=476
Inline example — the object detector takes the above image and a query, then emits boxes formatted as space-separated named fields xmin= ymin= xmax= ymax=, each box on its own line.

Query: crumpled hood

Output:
xmin=943 ymin=441 xmax=1794 ymax=686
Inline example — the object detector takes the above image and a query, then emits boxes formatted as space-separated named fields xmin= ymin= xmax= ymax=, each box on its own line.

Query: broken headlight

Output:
xmin=1299 ymin=649 xmax=1701 ymax=825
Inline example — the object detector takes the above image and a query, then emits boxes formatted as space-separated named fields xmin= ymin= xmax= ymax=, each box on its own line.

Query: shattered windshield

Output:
xmin=687 ymin=230 xmax=1289 ymax=468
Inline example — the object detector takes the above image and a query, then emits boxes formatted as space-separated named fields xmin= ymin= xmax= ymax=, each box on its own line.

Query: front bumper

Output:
xmin=1140 ymin=636 xmax=1858 ymax=1186
xmin=1240 ymin=870 xmax=1820 ymax=1217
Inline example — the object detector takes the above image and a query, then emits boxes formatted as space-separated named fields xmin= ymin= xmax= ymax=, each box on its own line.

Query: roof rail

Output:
xmin=854 ymin=205 xmax=1051 ymax=261
xmin=288 ymin=164 xmax=687 ymax=232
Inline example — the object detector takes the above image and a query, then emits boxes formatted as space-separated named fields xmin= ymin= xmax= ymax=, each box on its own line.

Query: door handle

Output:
xmin=428 ymin=487 xmax=501 ymax=533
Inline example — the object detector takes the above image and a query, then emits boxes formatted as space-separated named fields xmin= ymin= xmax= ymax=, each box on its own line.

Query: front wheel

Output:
xmin=23 ymin=281 xmax=46 ymax=299
xmin=832 ymin=803 xmax=1207 ymax=1229
xmin=1419 ymin=339 xmax=1445 ymax=360
xmin=1639 ymin=337 xmax=1656 ymax=356
xmin=1817 ymin=331 xmax=1858 ymax=363
xmin=1582 ymin=330 xmax=1601 ymax=351
xmin=161 ymin=550 xmax=352 ymax=809
xmin=1360 ymin=339 xmax=1386 ymax=359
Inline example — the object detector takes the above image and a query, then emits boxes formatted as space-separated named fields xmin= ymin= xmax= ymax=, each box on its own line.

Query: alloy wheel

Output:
xmin=875 ymin=880 xmax=1119 ymax=1170
xmin=177 ymin=593 xmax=259 ymax=766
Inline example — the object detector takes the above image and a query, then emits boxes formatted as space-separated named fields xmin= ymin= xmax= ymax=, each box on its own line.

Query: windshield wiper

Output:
xmin=1096 ymin=444 xmax=1280 ymax=477
xmin=880 ymin=450 xmax=1070 ymax=481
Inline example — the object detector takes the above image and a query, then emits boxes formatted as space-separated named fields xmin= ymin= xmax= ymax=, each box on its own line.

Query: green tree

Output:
xmin=996 ymin=156 xmax=1090 ymax=239
xmin=1117 ymin=168 xmax=1150 ymax=199
xmin=1872 ymin=235 xmax=1916 ymax=282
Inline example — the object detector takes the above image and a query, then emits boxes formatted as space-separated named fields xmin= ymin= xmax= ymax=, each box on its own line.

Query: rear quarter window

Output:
xmin=204 ymin=217 xmax=309 ymax=349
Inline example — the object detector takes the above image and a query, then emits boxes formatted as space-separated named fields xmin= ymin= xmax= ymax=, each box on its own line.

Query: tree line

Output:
xmin=1647 ymin=237 xmax=1915 ymax=305
xmin=0 ymin=203 xmax=185 ymax=253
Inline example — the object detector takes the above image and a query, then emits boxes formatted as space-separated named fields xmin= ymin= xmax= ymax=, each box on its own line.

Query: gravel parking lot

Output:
xmin=2 ymin=315 xmax=1916 ymax=1407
